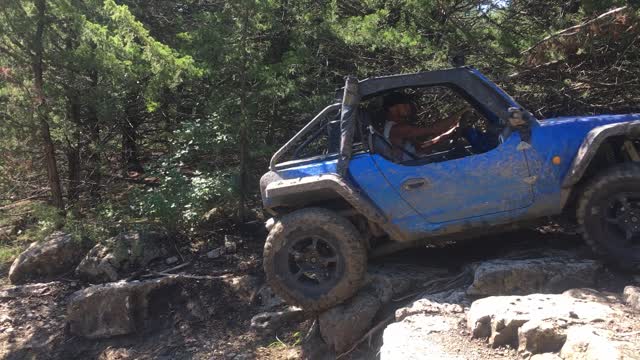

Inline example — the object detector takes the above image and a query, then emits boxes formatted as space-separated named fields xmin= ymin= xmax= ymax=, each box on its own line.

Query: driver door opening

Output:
xmin=362 ymin=85 xmax=503 ymax=165
xmin=363 ymin=85 xmax=534 ymax=224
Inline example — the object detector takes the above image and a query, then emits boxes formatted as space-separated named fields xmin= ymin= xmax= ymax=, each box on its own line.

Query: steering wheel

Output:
xmin=449 ymin=126 xmax=474 ymax=156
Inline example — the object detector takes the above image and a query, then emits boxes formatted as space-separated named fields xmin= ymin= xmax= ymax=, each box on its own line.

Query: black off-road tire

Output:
xmin=263 ymin=208 xmax=367 ymax=312
xmin=577 ymin=163 xmax=640 ymax=271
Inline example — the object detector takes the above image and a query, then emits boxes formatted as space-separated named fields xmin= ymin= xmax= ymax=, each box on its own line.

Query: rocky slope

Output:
xmin=1 ymin=228 xmax=639 ymax=360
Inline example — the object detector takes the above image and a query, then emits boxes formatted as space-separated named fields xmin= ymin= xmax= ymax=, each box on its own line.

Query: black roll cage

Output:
xmin=270 ymin=67 xmax=526 ymax=171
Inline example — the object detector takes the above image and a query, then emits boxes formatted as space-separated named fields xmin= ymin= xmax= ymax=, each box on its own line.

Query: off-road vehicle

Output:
xmin=260 ymin=67 xmax=640 ymax=311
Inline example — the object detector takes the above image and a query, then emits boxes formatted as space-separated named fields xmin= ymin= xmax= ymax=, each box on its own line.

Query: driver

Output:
xmin=382 ymin=92 xmax=471 ymax=161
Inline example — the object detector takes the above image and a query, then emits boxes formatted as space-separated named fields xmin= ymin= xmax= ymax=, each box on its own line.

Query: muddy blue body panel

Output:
xmin=264 ymin=68 xmax=640 ymax=242
xmin=269 ymin=113 xmax=640 ymax=241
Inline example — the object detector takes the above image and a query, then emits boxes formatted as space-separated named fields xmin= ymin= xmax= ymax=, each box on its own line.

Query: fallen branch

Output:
xmin=337 ymin=268 xmax=473 ymax=359
xmin=335 ymin=315 xmax=395 ymax=360
xmin=522 ymin=6 xmax=629 ymax=54
xmin=146 ymin=270 xmax=234 ymax=280
xmin=393 ymin=269 xmax=472 ymax=302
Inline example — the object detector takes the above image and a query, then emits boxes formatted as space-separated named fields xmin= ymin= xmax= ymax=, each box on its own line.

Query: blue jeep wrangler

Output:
xmin=260 ymin=67 xmax=640 ymax=311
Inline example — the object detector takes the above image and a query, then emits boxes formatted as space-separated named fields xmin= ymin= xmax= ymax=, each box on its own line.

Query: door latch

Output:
xmin=402 ymin=178 xmax=428 ymax=191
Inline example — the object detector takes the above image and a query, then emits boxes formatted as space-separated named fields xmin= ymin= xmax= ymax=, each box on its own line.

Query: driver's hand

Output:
xmin=459 ymin=108 xmax=475 ymax=127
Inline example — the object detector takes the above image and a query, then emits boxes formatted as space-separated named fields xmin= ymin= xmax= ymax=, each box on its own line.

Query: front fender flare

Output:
xmin=264 ymin=174 xmax=407 ymax=241
xmin=563 ymin=120 xmax=640 ymax=187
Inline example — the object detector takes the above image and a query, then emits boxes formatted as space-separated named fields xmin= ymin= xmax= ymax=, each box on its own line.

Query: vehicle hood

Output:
xmin=539 ymin=113 xmax=640 ymax=130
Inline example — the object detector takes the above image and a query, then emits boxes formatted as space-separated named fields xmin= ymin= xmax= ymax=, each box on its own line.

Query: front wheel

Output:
xmin=578 ymin=163 xmax=640 ymax=271
xmin=263 ymin=208 xmax=367 ymax=312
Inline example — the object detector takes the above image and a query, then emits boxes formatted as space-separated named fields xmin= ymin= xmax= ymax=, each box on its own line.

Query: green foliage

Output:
xmin=1 ymin=0 xmax=638 ymax=238
xmin=129 ymin=167 xmax=235 ymax=234
xmin=14 ymin=202 xmax=111 ymax=246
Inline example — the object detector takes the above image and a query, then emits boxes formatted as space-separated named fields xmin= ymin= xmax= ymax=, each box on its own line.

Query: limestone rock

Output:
xmin=255 ymin=285 xmax=285 ymax=310
xmin=221 ymin=274 xmax=260 ymax=303
xmin=623 ymin=286 xmax=640 ymax=311
xmin=560 ymin=326 xmax=623 ymax=360
xmin=466 ymin=257 xmax=601 ymax=296
xmin=395 ymin=298 xmax=464 ymax=322
xmin=9 ymin=232 xmax=85 ymax=284
xmin=317 ymin=265 xmax=443 ymax=354
xmin=517 ymin=319 xmax=566 ymax=355
xmin=467 ymin=293 xmax=615 ymax=347
xmin=530 ymin=354 xmax=563 ymax=360
xmin=0 ymin=281 xmax=63 ymax=299
xmin=67 ymin=276 xmax=180 ymax=339
xmin=75 ymin=231 xmax=168 ymax=283
xmin=319 ymin=275 xmax=393 ymax=353
xmin=250 ymin=307 xmax=305 ymax=331
xmin=380 ymin=314 xmax=461 ymax=360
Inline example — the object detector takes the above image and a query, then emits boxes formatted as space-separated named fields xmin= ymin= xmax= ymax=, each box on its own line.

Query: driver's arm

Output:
xmin=389 ymin=124 xmax=438 ymax=141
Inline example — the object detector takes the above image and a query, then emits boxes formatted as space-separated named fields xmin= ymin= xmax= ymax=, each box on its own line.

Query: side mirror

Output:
xmin=508 ymin=107 xmax=531 ymax=142
xmin=508 ymin=107 xmax=526 ymax=127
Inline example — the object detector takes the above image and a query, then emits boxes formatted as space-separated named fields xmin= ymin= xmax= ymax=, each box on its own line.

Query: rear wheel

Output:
xmin=578 ymin=163 xmax=640 ymax=270
xmin=263 ymin=208 xmax=367 ymax=312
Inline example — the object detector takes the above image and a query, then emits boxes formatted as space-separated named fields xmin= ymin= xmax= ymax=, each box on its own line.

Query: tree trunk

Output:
xmin=66 ymin=144 xmax=80 ymax=204
xmin=33 ymin=0 xmax=64 ymax=210
xmin=65 ymin=94 xmax=81 ymax=204
xmin=237 ymin=6 xmax=251 ymax=223
xmin=122 ymin=92 xmax=143 ymax=175
xmin=87 ymin=70 xmax=102 ymax=202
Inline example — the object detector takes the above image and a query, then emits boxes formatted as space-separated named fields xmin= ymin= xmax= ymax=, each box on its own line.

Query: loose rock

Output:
xmin=67 ymin=276 xmax=180 ymax=339
xmin=221 ymin=275 xmax=260 ymax=303
xmin=530 ymin=354 xmax=563 ymax=360
xmin=395 ymin=298 xmax=463 ymax=322
xmin=207 ymin=247 xmax=225 ymax=259
xmin=75 ymin=231 xmax=168 ymax=283
xmin=9 ymin=232 xmax=85 ymax=284
xmin=517 ymin=319 xmax=566 ymax=355
xmin=319 ymin=276 xmax=393 ymax=353
xmin=623 ymin=286 xmax=640 ymax=311
xmin=250 ymin=307 xmax=305 ymax=331
xmin=255 ymin=285 xmax=285 ymax=310
xmin=317 ymin=265 xmax=452 ymax=354
xmin=466 ymin=256 xmax=601 ymax=296
xmin=224 ymin=235 xmax=240 ymax=253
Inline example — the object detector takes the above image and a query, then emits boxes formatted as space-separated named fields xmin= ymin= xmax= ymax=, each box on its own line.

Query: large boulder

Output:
xmin=380 ymin=292 xmax=468 ymax=360
xmin=8 ymin=232 xmax=85 ymax=284
xmin=466 ymin=288 xmax=640 ymax=358
xmin=67 ymin=276 xmax=182 ymax=339
xmin=318 ymin=275 xmax=394 ymax=354
xmin=467 ymin=292 xmax=616 ymax=348
xmin=317 ymin=265 xmax=446 ymax=354
xmin=75 ymin=231 xmax=168 ymax=283
xmin=559 ymin=326 xmax=626 ymax=360
xmin=466 ymin=256 xmax=601 ymax=296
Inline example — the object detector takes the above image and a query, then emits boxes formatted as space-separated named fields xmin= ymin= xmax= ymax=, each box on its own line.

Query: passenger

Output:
xmin=382 ymin=92 xmax=471 ymax=161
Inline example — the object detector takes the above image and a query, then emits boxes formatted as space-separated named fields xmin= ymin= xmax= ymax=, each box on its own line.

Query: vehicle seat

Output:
xmin=358 ymin=110 xmax=396 ymax=160
xmin=368 ymin=126 xmax=396 ymax=160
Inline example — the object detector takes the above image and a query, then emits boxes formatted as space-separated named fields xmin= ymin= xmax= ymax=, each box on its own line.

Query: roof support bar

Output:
xmin=336 ymin=76 xmax=360 ymax=176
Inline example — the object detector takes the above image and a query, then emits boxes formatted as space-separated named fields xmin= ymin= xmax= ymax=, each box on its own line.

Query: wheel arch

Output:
xmin=262 ymin=173 xmax=407 ymax=241
xmin=561 ymin=121 xmax=640 ymax=212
